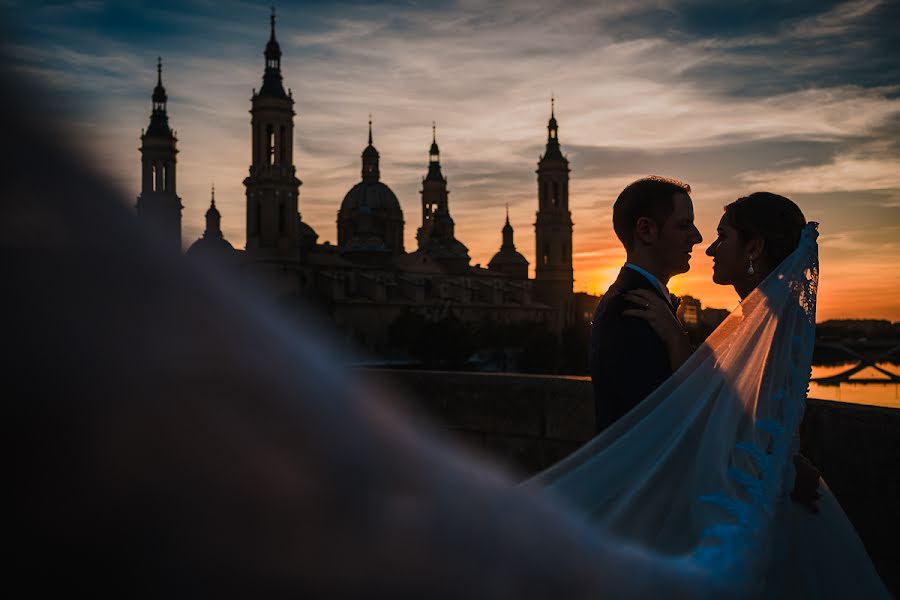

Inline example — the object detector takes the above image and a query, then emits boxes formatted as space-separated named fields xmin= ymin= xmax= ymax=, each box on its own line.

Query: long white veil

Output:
xmin=529 ymin=223 xmax=820 ymax=595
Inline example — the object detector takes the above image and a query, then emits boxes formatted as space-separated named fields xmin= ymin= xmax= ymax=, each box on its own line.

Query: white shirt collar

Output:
xmin=624 ymin=262 xmax=673 ymax=307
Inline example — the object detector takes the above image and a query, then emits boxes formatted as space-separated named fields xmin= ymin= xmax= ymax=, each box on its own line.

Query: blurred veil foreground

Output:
xmin=3 ymin=63 xmax=718 ymax=597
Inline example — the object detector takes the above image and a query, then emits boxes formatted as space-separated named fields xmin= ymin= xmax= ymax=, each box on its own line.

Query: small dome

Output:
xmin=340 ymin=180 xmax=402 ymax=216
xmin=186 ymin=235 xmax=236 ymax=259
xmin=488 ymin=248 xmax=528 ymax=268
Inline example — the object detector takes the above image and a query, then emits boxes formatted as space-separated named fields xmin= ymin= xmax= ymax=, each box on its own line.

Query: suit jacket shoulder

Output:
xmin=590 ymin=267 xmax=673 ymax=431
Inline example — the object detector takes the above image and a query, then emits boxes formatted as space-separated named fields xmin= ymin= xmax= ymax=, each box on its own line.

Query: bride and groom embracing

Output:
xmin=530 ymin=177 xmax=890 ymax=597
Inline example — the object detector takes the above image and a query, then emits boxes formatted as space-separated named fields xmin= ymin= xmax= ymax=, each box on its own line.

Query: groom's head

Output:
xmin=613 ymin=176 xmax=703 ymax=281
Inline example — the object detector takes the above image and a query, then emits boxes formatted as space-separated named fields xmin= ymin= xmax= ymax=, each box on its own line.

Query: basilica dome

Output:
xmin=339 ymin=180 xmax=402 ymax=217
xmin=186 ymin=193 xmax=238 ymax=262
xmin=487 ymin=213 xmax=528 ymax=280
xmin=337 ymin=120 xmax=405 ymax=257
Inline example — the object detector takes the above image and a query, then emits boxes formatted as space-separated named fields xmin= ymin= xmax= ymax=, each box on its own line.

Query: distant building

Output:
xmin=674 ymin=295 xmax=730 ymax=334
xmin=678 ymin=295 xmax=701 ymax=327
xmin=134 ymin=12 xmax=580 ymax=358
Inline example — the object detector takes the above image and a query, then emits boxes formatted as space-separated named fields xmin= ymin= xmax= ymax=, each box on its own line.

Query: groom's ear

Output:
xmin=634 ymin=216 xmax=659 ymax=244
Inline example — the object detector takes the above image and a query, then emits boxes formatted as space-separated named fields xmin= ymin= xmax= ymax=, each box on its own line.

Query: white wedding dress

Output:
xmin=529 ymin=224 xmax=890 ymax=598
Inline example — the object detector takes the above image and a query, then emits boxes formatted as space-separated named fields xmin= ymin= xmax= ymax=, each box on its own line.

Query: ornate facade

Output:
xmin=138 ymin=13 xmax=583 ymax=357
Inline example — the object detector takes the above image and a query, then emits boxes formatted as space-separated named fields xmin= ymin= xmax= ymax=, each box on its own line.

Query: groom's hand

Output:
xmin=790 ymin=454 xmax=821 ymax=514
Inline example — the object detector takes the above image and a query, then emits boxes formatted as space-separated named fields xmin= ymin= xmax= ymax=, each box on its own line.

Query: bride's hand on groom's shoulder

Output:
xmin=622 ymin=290 xmax=693 ymax=371
xmin=622 ymin=289 xmax=683 ymax=341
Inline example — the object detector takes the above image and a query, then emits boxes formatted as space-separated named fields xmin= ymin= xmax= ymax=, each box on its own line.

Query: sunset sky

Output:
xmin=6 ymin=0 xmax=900 ymax=320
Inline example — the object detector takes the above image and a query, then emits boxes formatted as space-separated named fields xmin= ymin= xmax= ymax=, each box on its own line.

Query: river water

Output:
xmin=809 ymin=363 xmax=900 ymax=409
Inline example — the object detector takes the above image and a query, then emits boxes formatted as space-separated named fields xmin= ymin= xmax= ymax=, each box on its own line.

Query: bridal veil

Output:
xmin=531 ymin=223 xmax=824 ymax=595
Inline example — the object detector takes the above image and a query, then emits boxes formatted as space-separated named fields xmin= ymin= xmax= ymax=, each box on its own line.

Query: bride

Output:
xmin=531 ymin=192 xmax=890 ymax=598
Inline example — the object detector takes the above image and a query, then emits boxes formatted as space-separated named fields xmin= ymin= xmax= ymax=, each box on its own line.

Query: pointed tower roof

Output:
xmin=152 ymin=57 xmax=167 ymax=105
xmin=361 ymin=116 xmax=380 ymax=181
xmin=426 ymin=121 xmax=445 ymax=182
xmin=204 ymin=184 xmax=223 ymax=239
xmin=258 ymin=7 xmax=287 ymax=98
xmin=489 ymin=208 xmax=528 ymax=276
xmin=541 ymin=95 xmax=564 ymax=162
xmin=187 ymin=184 xmax=236 ymax=259
xmin=501 ymin=205 xmax=514 ymax=245
xmin=145 ymin=57 xmax=174 ymax=139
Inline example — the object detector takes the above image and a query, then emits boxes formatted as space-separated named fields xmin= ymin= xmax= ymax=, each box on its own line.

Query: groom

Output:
xmin=590 ymin=176 xmax=702 ymax=432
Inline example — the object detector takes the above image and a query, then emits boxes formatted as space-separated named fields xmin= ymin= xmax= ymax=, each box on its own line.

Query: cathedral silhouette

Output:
xmin=136 ymin=13 xmax=591 ymax=358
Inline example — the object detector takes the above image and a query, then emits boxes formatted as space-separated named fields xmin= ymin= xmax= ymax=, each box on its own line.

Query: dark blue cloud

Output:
xmin=602 ymin=0 xmax=900 ymax=97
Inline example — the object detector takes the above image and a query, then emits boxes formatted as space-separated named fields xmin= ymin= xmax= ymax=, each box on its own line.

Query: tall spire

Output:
xmin=502 ymin=206 xmax=515 ymax=249
xmin=426 ymin=122 xmax=443 ymax=181
xmin=543 ymin=95 xmax=563 ymax=160
xmin=204 ymin=183 xmax=223 ymax=239
xmin=137 ymin=56 xmax=182 ymax=253
xmin=152 ymin=57 xmax=167 ymax=110
xmin=259 ymin=6 xmax=286 ymax=98
xmin=362 ymin=116 xmax=380 ymax=181
xmin=146 ymin=57 xmax=173 ymax=139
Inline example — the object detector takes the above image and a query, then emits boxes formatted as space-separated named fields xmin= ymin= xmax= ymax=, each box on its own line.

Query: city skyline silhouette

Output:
xmin=6 ymin=1 xmax=900 ymax=320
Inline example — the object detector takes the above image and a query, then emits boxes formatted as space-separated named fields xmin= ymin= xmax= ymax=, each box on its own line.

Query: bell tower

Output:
xmin=417 ymin=123 xmax=449 ymax=248
xmin=244 ymin=9 xmax=302 ymax=258
xmin=534 ymin=97 xmax=573 ymax=308
xmin=136 ymin=58 xmax=182 ymax=252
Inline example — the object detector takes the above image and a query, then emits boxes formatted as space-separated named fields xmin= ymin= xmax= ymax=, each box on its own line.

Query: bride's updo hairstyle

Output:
xmin=724 ymin=192 xmax=806 ymax=275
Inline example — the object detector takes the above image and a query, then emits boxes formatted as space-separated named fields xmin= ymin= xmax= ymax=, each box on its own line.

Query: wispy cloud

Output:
xmin=5 ymin=0 xmax=900 ymax=319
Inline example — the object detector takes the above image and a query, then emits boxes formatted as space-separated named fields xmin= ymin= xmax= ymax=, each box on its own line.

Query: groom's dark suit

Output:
xmin=590 ymin=267 xmax=678 ymax=433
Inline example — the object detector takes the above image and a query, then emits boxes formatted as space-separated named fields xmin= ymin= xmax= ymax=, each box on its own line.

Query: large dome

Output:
xmin=186 ymin=235 xmax=237 ymax=261
xmin=339 ymin=180 xmax=402 ymax=216
xmin=488 ymin=247 xmax=528 ymax=268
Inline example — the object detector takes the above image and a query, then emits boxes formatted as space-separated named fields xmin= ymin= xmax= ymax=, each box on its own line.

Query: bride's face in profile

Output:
xmin=706 ymin=214 xmax=758 ymax=289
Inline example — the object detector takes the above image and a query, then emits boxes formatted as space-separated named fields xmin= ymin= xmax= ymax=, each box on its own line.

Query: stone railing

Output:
xmin=365 ymin=369 xmax=900 ymax=595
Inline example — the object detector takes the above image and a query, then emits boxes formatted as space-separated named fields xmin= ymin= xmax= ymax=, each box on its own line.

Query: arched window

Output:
xmin=543 ymin=244 xmax=550 ymax=265
xmin=266 ymin=125 xmax=275 ymax=166
xmin=162 ymin=164 xmax=168 ymax=191
xmin=151 ymin=164 xmax=158 ymax=191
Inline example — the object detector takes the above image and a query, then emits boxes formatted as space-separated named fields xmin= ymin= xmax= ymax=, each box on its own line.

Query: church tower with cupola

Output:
xmin=415 ymin=124 xmax=469 ymax=273
xmin=244 ymin=9 xmax=304 ymax=259
xmin=534 ymin=98 xmax=573 ymax=308
xmin=136 ymin=58 xmax=182 ymax=252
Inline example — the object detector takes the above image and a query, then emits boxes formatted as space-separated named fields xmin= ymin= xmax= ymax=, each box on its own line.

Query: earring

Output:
xmin=747 ymin=257 xmax=755 ymax=275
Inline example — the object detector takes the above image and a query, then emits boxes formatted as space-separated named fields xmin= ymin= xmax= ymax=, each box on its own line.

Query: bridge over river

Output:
xmin=812 ymin=341 xmax=900 ymax=384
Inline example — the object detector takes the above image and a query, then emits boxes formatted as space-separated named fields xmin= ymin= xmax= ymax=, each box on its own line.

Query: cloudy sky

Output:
xmin=5 ymin=0 xmax=900 ymax=320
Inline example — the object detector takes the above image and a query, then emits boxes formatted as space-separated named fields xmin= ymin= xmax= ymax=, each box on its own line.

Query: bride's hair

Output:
xmin=724 ymin=192 xmax=806 ymax=273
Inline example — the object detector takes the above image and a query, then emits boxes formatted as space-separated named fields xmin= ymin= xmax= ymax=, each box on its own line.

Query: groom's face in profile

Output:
xmin=652 ymin=193 xmax=703 ymax=277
